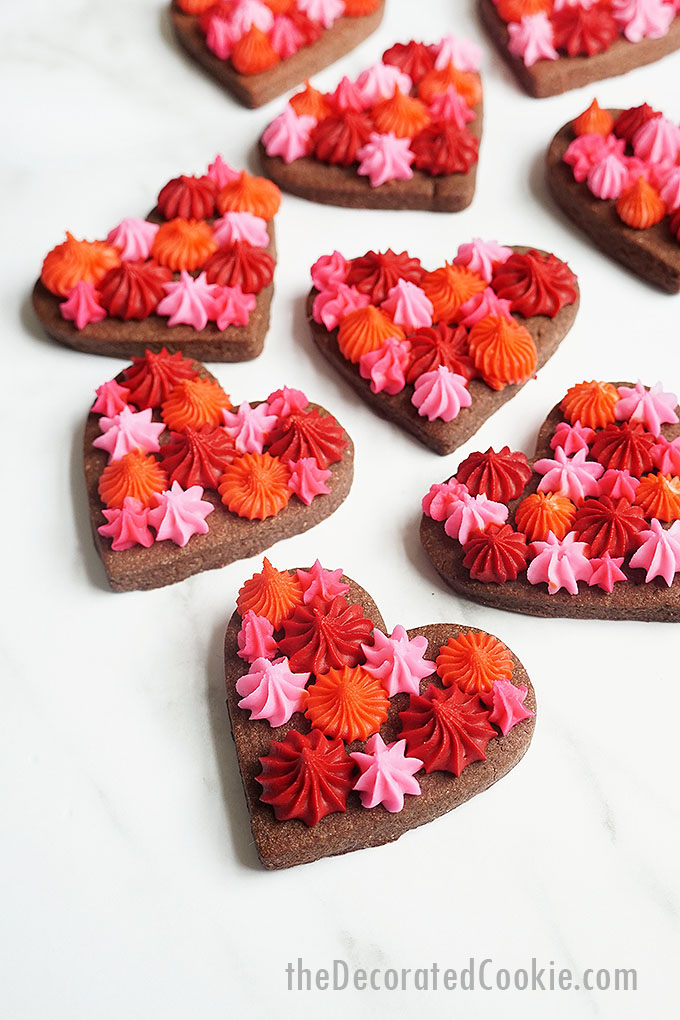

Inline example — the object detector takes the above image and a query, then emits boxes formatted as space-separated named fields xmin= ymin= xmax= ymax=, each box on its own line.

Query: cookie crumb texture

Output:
xmin=421 ymin=379 xmax=680 ymax=621
xmin=225 ymin=560 xmax=536 ymax=868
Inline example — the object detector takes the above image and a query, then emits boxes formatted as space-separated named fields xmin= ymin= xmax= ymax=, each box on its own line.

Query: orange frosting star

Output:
xmin=560 ymin=381 xmax=619 ymax=429
xmin=290 ymin=81 xmax=331 ymax=120
xmin=217 ymin=171 xmax=281 ymax=220
xmin=634 ymin=473 xmax=680 ymax=522
xmin=263 ymin=0 xmax=295 ymax=13
xmin=161 ymin=378 xmax=231 ymax=431
xmin=371 ymin=88 xmax=431 ymax=138
xmin=304 ymin=665 xmax=389 ymax=742
xmin=420 ymin=263 xmax=486 ymax=321
xmin=514 ymin=491 xmax=577 ymax=542
xmin=176 ymin=0 xmax=214 ymax=12
xmin=336 ymin=305 xmax=405 ymax=363
xmin=231 ymin=26 xmax=281 ymax=75
xmin=236 ymin=558 xmax=303 ymax=627
xmin=496 ymin=0 xmax=552 ymax=21
xmin=436 ymin=632 xmax=514 ymax=695
xmin=151 ymin=218 xmax=217 ymax=272
xmin=98 ymin=450 xmax=168 ymax=510
xmin=468 ymin=315 xmax=538 ymax=390
xmin=218 ymin=452 xmax=292 ymax=520
xmin=573 ymin=99 xmax=614 ymax=137
xmin=617 ymin=177 xmax=666 ymax=230
xmin=41 ymin=233 xmax=120 ymax=298
xmin=418 ymin=65 xmax=481 ymax=108
xmin=343 ymin=0 xmax=381 ymax=14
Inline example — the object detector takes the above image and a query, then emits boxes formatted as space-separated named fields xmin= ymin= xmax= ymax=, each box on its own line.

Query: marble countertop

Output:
xmin=2 ymin=1 xmax=679 ymax=1017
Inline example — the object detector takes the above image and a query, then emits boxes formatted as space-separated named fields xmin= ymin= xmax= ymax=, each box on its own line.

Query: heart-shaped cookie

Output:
xmin=85 ymin=352 xmax=354 ymax=591
xmin=224 ymin=559 xmax=536 ymax=868
xmin=306 ymin=242 xmax=580 ymax=454
xmin=169 ymin=0 xmax=386 ymax=108
xmin=547 ymin=101 xmax=680 ymax=292
xmin=33 ymin=156 xmax=280 ymax=360
xmin=479 ymin=0 xmax=680 ymax=98
xmin=259 ymin=35 xmax=484 ymax=210
xmin=421 ymin=379 xmax=680 ymax=621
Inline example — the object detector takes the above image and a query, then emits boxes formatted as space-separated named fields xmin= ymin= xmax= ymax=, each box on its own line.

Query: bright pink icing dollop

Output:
xmin=457 ymin=287 xmax=513 ymax=327
xmin=207 ymin=154 xmax=241 ymax=189
xmin=262 ymin=106 xmax=317 ymax=163
xmin=427 ymin=86 xmax=476 ymax=128
xmin=287 ymin=458 xmax=331 ymax=505
xmin=97 ymin=496 xmax=155 ymax=551
xmin=508 ymin=13 xmax=559 ymax=67
xmin=551 ymin=420 xmax=595 ymax=456
xmin=329 ymin=76 xmax=366 ymax=112
xmin=435 ymin=34 xmax=483 ymax=72
xmin=356 ymin=132 xmax=415 ymax=188
xmin=598 ymin=469 xmax=641 ymax=500
xmin=60 ymin=281 xmax=107 ymax=330
xmin=615 ymin=381 xmax=679 ymax=437
xmin=92 ymin=379 xmax=131 ymax=416
xmin=632 ymin=113 xmax=680 ymax=163
xmin=93 ymin=406 xmax=166 ymax=462
xmin=527 ymin=531 xmax=593 ymax=595
xmin=652 ymin=436 xmax=680 ymax=475
xmin=443 ymin=492 xmax=509 ymax=545
xmin=588 ymin=553 xmax=628 ymax=593
xmin=213 ymin=284 xmax=256 ymax=329
xmin=313 ymin=284 xmax=371 ymax=330
xmin=157 ymin=271 xmax=219 ymax=330
xmin=266 ymin=386 xmax=309 ymax=418
xmin=359 ymin=337 xmax=411 ymax=395
xmin=270 ymin=13 xmax=305 ymax=58
xmin=230 ymin=0 xmax=275 ymax=34
xmin=629 ymin=519 xmax=680 ymax=585
xmin=297 ymin=0 xmax=344 ymax=29
xmin=412 ymin=366 xmax=472 ymax=422
xmin=587 ymin=151 xmax=629 ymax=200
xmin=106 ymin=218 xmax=159 ymax=262
xmin=535 ymin=447 xmax=604 ymax=503
xmin=350 ymin=734 xmax=423 ymax=813
xmin=147 ymin=481 xmax=214 ymax=546
xmin=296 ymin=560 xmax=349 ymax=604
xmin=381 ymin=279 xmax=433 ymax=330
xmin=237 ymin=610 xmax=278 ymax=663
xmin=481 ymin=680 xmax=534 ymax=736
xmin=563 ymin=133 xmax=615 ymax=182
xmin=422 ymin=479 xmax=469 ymax=521
xmin=659 ymin=167 xmax=680 ymax=212
xmin=206 ymin=16 xmax=240 ymax=59
xmin=222 ymin=400 xmax=277 ymax=454
xmin=362 ymin=624 xmax=436 ymax=697
xmin=311 ymin=250 xmax=349 ymax=292
xmin=236 ymin=656 xmax=310 ymax=728
xmin=355 ymin=63 xmax=413 ymax=104
xmin=611 ymin=0 xmax=675 ymax=44
xmin=213 ymin=211 xmax=269 ymax=248
xmin=454 ymin=239 xmax=513 ymax=282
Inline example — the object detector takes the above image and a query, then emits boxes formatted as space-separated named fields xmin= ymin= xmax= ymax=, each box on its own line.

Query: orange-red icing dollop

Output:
xmin=573 ymin=99 xmax=614 ymax=137
xmin=216 ymin=171 xmax=281 ymax=220
xmin=514 ymin=491 xmax=577 ymax=542
xmin=176 ymin=0 xmax=214 ymax=13
xmin=635 ymin=474 xmax=680 ymax=522
xmin=337 ymin=305 xmax=405 ymax=363
xmin=468 ymin=315 xmax=538 ymax=390
xmin=151 ymin=218 xmax=217 ymax=272
xmin=421 ymin=263 xmax=486 ymax=321
xmin=371 ymin=89 xmax=431 ymax=138
xmin=41 ymin=233 xmax=121 ymax=298
xmin=436 ymin=632 xmax=514 ymax=695
xmin=231 ymin=26 xmax=281 ymax=75
xmin=98 ymin=450 xmax=168 ymax=509
xmin=560 ymin=380 xmax=619 ymax=429
xmin=304 ymin=665 xmax=389 ymax=742
xmin=496 ymin=0 xmax=552 ymax=21
xmin=161 ymin=378 xmax=231 ymax=431
xmin=616 ymin=177 xmax=666 ymax=230
xmin=418 ymin=65 xmax=481 ymax=108
xmin=290 ymin=81 xmax=331 ymax=120
xmin=218 ymin=452 xmax=292 ymax=520
xmin=237 ymin=558 xmax=304 ymax=628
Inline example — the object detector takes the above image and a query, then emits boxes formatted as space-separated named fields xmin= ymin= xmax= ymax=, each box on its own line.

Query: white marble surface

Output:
xmin=2 ymin=1 xmax=680 ymax=1017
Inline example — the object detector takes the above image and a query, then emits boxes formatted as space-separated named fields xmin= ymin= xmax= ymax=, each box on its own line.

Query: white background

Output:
xmin=2 ymin=1 xmax=679 ymax=1017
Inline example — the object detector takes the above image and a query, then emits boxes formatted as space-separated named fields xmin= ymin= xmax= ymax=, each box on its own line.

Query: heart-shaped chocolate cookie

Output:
xmin=85 ymin=353 xmax=353 ymax=591
xmin=421 ymin=379 xmax=680 ymax=621
xmin=169 ymin=0 xmax=385 ymax=108
xmin=547 ymin=101 xmax=680 ymax=292
xmin=479 ymin=0 xmax=680 ymax=98
xmin=259 ymin=35 xmax=484 ymax=210
xmin=224 ymin=560 xmax=536 ymax=868
xmin=307 ymin=242 xmax=579 ymax=454
xmin=33 ymin=156 xmax=279 ymax=360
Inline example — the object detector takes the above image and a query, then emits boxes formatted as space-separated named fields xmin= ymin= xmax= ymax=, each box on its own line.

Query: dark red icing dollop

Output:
xmin=122 ymin=348 xmax=198 ymax=409
xmin=199 ymin=2 xmax=233 ymax=34
xmin=311 ymin=111 xmax=374 ymax=166
xmin=590 ymin=423 xmax=656 ymax=477
xmin=572 ymin=496 xmax=646 ymax=558
xmin=462 ymin=524 xmax=529 ymax=584
xmin=203 ymin=241 xmax=274 ymax=293
xmin=278 ymin=595 xmax=374 ymax=675
xmin=346 ymin=249 xmax=423 ymax=303
xmin=158 ymin=425 xmax=235 ymax=488
xmin=256 ymin=728 xmax=356 ymax=827
xmin=382 ymin=41 xmax=436 ymax=83
xmin=399 ymin=684 xmax=495 ymax=777
xmin=157 ymin=175 xmax=218 ymax=221
xmin=410 ymin=122 xmax=479 ymax=175
xmin=98 ymin=260 xmax=172 ymax=321
xmin=405 ymin=323 xmax=476 ymax=384
xmin=491 ymin=250 xmax=578 ymax=318
xmin=456 ymin=446 xmax=532 ymax=502
xmin=267 ymin=408 xmax=346 ymax=469
xmin=614 ymin=104 xmax=662 ymax=144
xmin=552 ymin=5 xmax=619 ymax=57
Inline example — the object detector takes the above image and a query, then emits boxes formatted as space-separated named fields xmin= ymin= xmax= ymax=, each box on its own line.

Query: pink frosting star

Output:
xmin=359 ymin=337 xmax=410 ymax=395
xmin=287 ymin=458 xmax=331 ymax=505
xmin=427 ymin=86 xmax=475 ymax=128
xmin=296 ymin=560 xmax=349 ymax=604
xmin=535 ymin=447 xmax=604 ymax=503
xmin=412 ymin=367 xmax=472 ymax=422
xmin=157 ymin=271 xmax=220 ymax=330
xmin=550 ymin=419 xmax=595 ymax=456
xmin=213 ymin=284 xmax=256 ymax=329
xmin=313 ymin=284 xmax=370 ymax=330
xmin=222 ymin=401 xmax=277 ymax=454
xmin=106 ymin=218 xmax=159 ymax=261
xmin=457 ymin=287 xmax=513 ymax=327
xmin=588 ymin=553 xmax=628 ymax=593
xmin=629 ymin=519 xmax=680 ymax=585
xmin=297 ymin=0 xmax=343 ymax=29
xmin=362 ymin=625 xmax=436 ymax=697
xmin=213 ymin=211 xmax=269 ymax=248
xmin=92 ymin=379 xmax=131 ymax=416
xmin=207 ymin=154 xmax=240 ymax=189
xmin=329 ymin=76 xmax=366 ymax=112
xmin=435 ymin=34 xmax=483 ymax=72
xmin=97 ymin=497 xmax=155 ymax=551
xmin=444 ymin=493 xmax=509 ymax=545
xmin=147 ymin=481 xmax=214 ymax=546
xmin=563 ymin=134 xmax=623 ymax=183
xmin=236 ymin=656 xmax=310 ymax=728
xmin=205 ymin=16 xmax=241 ymax=59
xmin=230 ymin=0 xmax=274 ymax=34
xmin=60 ymin=281 xmax=107 ymax=330
xmin=611 ymin=0 xmax=675 ymax=43
xmin=237 ymin=610 xmax=278 ymax=663
xmin=381 ymin=279 xmax=433 ymax=330
xmin=659 ymin=167 xmax=680 ymax=213
xmin=262 ymin=105 xmax=317 ymax=163
xmin=481 ymin=680 xmax=534 ymax=736
xmin=310 ymin=250 xmax=349 ymax=292
xmin=270 ymin=13 xmax=305 ymax=58
xmin=615 ymin=381 xmax=679 ymax=437
xmin=357 ymin=131 xmax=415 ymax=188
xmin=652 ymin=435 xmax=680 ymax=475
xmin=508 ymin=13 xmax=559 ymax=67
xmin=93 ymin=406 xmax=166 ymax=462
xmin=454 ymin=239 xmax=513 ymax=282
xmin=587 ymin=151 xmax=629 ymax=200
xmin=351 ymin=734 xmax=423 ymax=813
xmin=422 ymin=479 xmax=469 ymax=521
xmin=527 ymin=531 xmax=593 ymax=595
xmin=266 ymin=386 xmax=308 ymax=418
xmin=355 ymin=63 xmax=412 ymax=104
xmin=598 ymin=469 xmax=640 ymax=501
